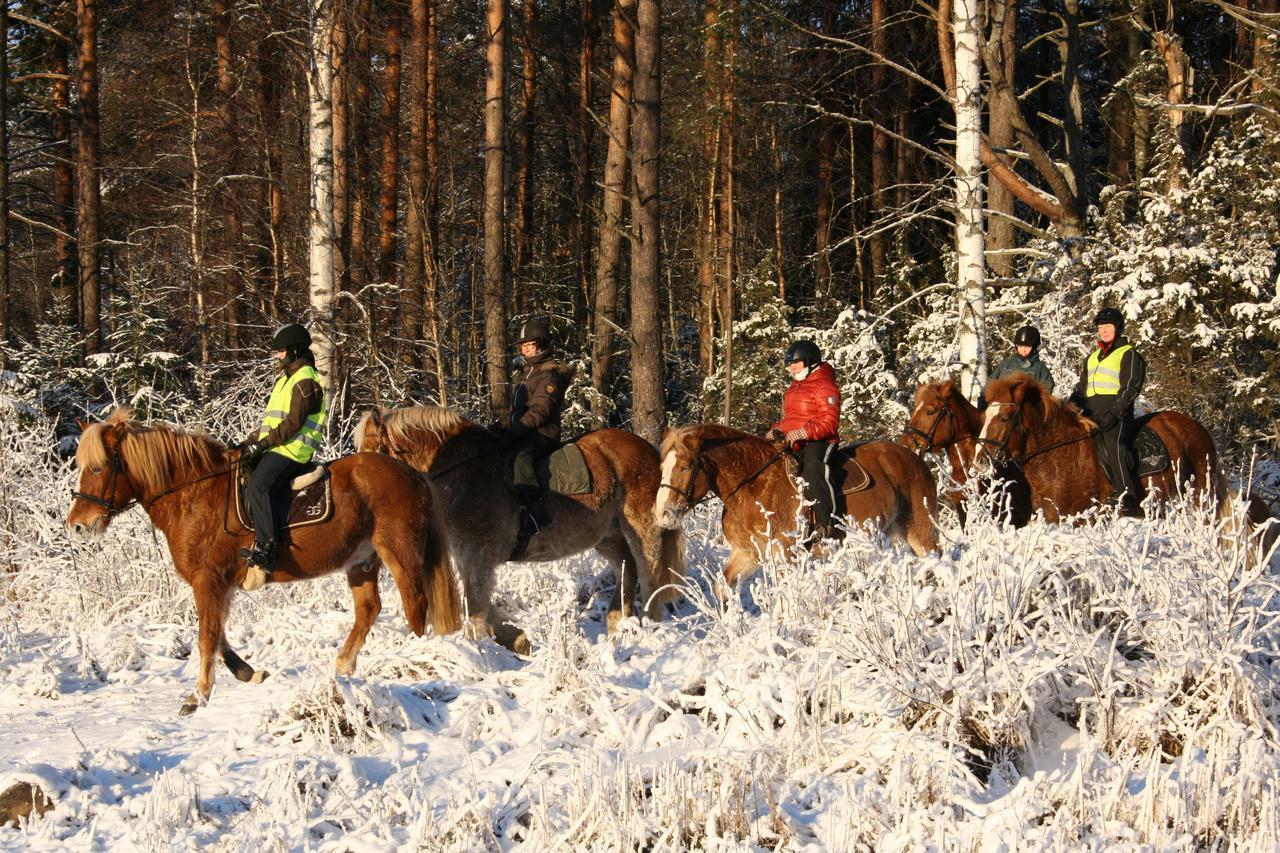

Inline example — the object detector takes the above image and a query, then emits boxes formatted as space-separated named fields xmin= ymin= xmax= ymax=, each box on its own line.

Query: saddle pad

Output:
xmin=1134 ymin=424 xmax=1169 ymax=478
xmin=535 ymin=442 xmax=593 ymax=495
xmin=234 ymin=467 xmax=334 ymax=534
xmin=836 ymin=443 xmax=872 ymax=494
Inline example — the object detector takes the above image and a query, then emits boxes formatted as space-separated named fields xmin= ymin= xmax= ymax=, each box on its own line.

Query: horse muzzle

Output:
xmin=655 ymin=505 xmax=685 ymax=530
xmin=66 ymin=515 xmax=107 ymax=541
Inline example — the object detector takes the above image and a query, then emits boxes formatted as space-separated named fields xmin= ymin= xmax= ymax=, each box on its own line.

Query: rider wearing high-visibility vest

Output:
xmin=1069 ymin=307 xmax=1147 ymax=516
xmin=236 ymin=323 xmax=326 ymax=588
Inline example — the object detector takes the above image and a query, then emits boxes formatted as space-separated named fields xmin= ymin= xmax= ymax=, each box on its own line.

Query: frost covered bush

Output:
xmin=1030 ymin=118 xmax=1280 ymax=447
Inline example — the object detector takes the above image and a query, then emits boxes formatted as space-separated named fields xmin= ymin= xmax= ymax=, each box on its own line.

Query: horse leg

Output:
xmin=221 ymin=634 xmax=267 ymax=684
xmin=596 ymin=533 xmax=637 ymax=635
xmin=721 ymin=547 xmax=760 ymax=601
xmin=181 ymin=577 xmax=231 ymax=715
xmin=336 ymin=558 xmax=382 ymax=676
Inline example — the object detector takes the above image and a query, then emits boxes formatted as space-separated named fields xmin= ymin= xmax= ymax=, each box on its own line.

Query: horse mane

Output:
xmin=76 ymin=407 xmax=222 ymax=493
xmin=384 ymin=406 xmax=467 ymax=448
xmin=662 ymin=423 xmax=770 ymax=462
xmin=985 ymin=375 xmax=1091 ymax=432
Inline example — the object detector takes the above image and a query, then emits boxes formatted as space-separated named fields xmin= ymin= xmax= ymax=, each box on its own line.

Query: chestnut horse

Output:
xmin=66 ymin=408 xmax=461 ymax=715
xmin=654 ymin=424 xmax=938 ymax=592
xmin=900 ymin=378 xmax=987 ymax=520
xmin=355 ymin=407 xmax=686 ymax=643
xmin=975 ymin=375 xmax=1224 ymax=522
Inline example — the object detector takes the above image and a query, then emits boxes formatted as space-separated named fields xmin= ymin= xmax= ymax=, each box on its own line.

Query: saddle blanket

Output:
xmin=1134 ymin=421 xmax=1170 ymax=478
xmin=234 ymin=464 xmax=333 ymax=534
xmin=534 ymin=442 xmax=593 ymax=495
xmin=835 ymin=443 xmax=872 ymax=494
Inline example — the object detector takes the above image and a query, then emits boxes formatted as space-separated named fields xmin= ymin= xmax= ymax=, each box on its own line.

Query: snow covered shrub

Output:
xmin=1035 ymin=118 xmax=1280 ymax=447
xmin=811 ymin=308 xmax=907 ymax=440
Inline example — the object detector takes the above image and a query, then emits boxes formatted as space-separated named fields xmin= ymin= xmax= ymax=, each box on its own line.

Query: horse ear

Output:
xmin=76 ymin=418 xmax=88 ymax=432
xmin=369 ymin=407 xmax=384 ymax=429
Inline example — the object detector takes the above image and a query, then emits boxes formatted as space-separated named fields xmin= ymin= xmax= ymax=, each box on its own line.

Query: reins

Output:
xmin=660 ymin=438 xmax=788 ymax=510
xmin=978 ymin=402 xmax=1092 ymax=469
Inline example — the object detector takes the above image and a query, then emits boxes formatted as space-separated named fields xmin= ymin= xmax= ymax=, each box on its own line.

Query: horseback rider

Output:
xmin=768 ymin=340 xmax=842 ymax=542
xmin=493 ymin=316 xmax=572 ymax=540
xmin=1069 ymin=307 xmax=1147 ymax=516
xmin=236 ymin=323 xmax=327 ymax=589
xmin=992 ymin=325 xmax=1054 ymax=393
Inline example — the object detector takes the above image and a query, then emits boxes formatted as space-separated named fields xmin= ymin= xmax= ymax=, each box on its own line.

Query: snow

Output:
xmin=3 ymin=455 xmax=1279 ymax=849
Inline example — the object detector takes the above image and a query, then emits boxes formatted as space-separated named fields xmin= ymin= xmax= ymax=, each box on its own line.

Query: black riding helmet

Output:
xmin=1094 ymin=307 xmax=1125 ymax=336
xmin=785 ymin=340 xmax=821 ymax=368
xmin=516 ymin=316 xmax=552 ymax=348
xmin=1013 ymin=325 xmax=1041 ymax=350
xmin=271 ymin=323 xmax=311 ymax=350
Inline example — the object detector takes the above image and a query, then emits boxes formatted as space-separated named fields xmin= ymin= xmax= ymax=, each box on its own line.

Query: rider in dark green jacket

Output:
xmin=990 ymin=325 xmax=1054 ymax=393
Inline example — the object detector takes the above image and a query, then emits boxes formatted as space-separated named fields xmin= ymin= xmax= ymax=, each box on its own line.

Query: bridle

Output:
xmin=72 ymin=443 xmax=243 ymax=519
xmin=70 ymin=446 xmax=135 ymax=517
xmin=659 ymin=441 xmax=788 ymax=512
xmin=901 ymin=399 xmax=955 ymax=454
xmin=975 ymin=401 xmax=1090 ymax=468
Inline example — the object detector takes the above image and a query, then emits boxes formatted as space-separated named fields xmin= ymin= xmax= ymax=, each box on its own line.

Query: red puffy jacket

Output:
xmin=772 ymin=362 xmax=841 ymax=446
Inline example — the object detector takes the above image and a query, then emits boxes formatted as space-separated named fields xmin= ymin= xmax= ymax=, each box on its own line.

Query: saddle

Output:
xmin=532 ymin=441 xmax=593 ymax=496
xmin=1132 ymin=416 xmax=1170 ymax=477
xmin=834 ymin=443 xmax=873 ymax=496
xmin=233 ymin=461 xmax=333 ymax=535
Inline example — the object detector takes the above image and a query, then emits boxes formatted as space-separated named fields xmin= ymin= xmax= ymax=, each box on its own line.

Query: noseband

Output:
xmin=71 ymin=447 xmax=137 ymax=517
xmin=902 ymin=401 xmax=954 ymax=454
xmin=659 ymin=453 xmax=708 ymax=509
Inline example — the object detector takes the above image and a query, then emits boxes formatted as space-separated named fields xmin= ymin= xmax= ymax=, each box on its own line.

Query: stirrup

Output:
xmin=239 ymin=545 xmax=275 ymax=591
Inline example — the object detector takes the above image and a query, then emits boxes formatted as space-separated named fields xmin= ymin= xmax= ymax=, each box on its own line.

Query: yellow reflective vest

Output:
xmin=258 ymin=365 xmax=326 ymax=463
xmin=1084 ymin=344 xmax=1133 ymax=397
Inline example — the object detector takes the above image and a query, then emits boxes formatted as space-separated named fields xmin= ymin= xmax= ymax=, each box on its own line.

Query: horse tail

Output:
xmin=649 ymin=525 xmax=687 ymax=607
xmin=422 ymin=500 xmax=463 ymax=635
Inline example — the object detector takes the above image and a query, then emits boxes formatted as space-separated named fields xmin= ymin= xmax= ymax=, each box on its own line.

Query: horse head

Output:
xmin=975 ymin=375 xmax=1052 ymax=467
xmin=354 ymin=407 xmax=392 ymax=455
xmin=67 ymin=410 xmax=143 ymax=539
xmin=655 ymin=426 xmax=715 ymax=529
xmin=901 ymin=378 xmax=973 ymax=454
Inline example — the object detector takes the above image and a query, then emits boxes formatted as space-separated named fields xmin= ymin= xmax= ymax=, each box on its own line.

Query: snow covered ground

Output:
xmin=2 ymin=423 xmax=1279 ymax=849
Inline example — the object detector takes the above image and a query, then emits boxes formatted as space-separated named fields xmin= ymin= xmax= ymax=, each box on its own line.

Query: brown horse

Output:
xmin=65 ymin=408 xmax=461 ymax=715
xmin=974 ymin=375 xmax=1224 ymax=522
xmin=355 ymin=407 xmax=686 ymax=643
xmin=655 ymin=424 xmax=938 ymax=592
xmin=900 ymin=378 xmax=987 ymax=521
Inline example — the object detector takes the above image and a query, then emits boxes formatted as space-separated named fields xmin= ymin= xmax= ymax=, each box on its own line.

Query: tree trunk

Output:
xmin=1104 ymin=19 xmax=1135 ymax=186
xmin=590 ymin=0 xmax=634 ymax=419
xmin=1154 ymin=29 xmax=1193 ymax=189
xmin=0 ymin=0 xmax=8 ymax=369
xmin=1059 ymin=0 xmax=1085 ymax=199
xmin=575 ymin=0 xmax=595 ymax=331
xmin=986 ymin=0 xmax=1016 ymax=277
xmin=815 ymin=111 xmax=835 ymax=300
xmin=376 ymin=4 xmax=402 ymax=287
xmin=718 ymin=0 xmax=735 ymax=423
xmin=213 ymin=0 xmax=242 ymax=351
xmin=52 ymin=32 xmax=77 ymax=324
xmin=512 ymin=0 xmax=535 ymax=303
xmin=696 ymin=0 xmax=719 ymax=383
xmin=255 ymin=41 xmax=286 ymax=315
xmin=771 ymin=116 xmax=785 ymax=302
xmin=403 ymin=0 xmax=427 ymax=371
xmin=868 ymin=0 xmax=888 ymax=305
xmin=331 ymin=0 xmax=351 ymax=290
xmin=76 ymin=0 xmax=102 ymax=354
xmin=629 ymin=0 xmax=662 ymax=443
xmin=1253 ymin=0 xmax=1276 ymax=96
xmin=953 ymin=0 xmax=986 ymax=402
xmin=307 ymin=0 xmax=338 ymax=387
xmin=483 ymin=0 xmax=509 ymax=417
xmin=348 ymin=0 xmax=372 ymax=290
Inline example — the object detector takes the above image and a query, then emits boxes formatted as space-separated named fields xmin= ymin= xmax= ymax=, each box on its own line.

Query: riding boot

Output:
xmin=509 ymin=486 xmax=552 ymax=561
xmin=240 ymin=541 xmax=277 ymax=591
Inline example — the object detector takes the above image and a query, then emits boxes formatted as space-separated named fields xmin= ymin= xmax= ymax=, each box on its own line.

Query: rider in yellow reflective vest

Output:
xmin=1069 ymin=307 xmax=1147 ymax=516
xmin=236 ymin=323 xmax=327 ymax=587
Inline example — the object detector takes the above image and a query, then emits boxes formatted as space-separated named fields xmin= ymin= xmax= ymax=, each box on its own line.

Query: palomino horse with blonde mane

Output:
xmin=66 ymin=409 xmax=461 ymax=714
xmin=974 ymin=375 xmax=1225 ymax=521
xmin=655 ymin=424 xmax=938 ymax=592
xmin=355 ymin=407 xmax=686 ymax=644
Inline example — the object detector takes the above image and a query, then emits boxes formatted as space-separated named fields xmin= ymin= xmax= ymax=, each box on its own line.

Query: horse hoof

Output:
xmin=178 ymin=699 xmax=198 ymax=716
xmin=512 ymin=633 xmax=531 ymax=656
xmin=241 ymin=566 xmax=268 ymax=592
xmin=605 ymin=610 xmax=623 ymax=636
xmin=250 ymin=670 xmax=269 ymax=684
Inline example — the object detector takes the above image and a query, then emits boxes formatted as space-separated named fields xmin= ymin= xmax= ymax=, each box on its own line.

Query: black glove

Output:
xmin=233 ymin=439 xmax=262 ymax=457
xmin=1093 ymin=413 xmax=1117 ymax=432
xmin=767 ymin=428 xmax=785 ymax=443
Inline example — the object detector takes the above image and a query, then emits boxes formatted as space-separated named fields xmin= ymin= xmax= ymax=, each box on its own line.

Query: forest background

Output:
xmin=0 ymin=0 xmax=1278 ymax=461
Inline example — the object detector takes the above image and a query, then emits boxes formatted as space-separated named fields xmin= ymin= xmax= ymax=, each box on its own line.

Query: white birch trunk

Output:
xmin=953 ymin=0 xmax=986 ymax=402
xmin=307 ymin=0 xmax=338 ymax=389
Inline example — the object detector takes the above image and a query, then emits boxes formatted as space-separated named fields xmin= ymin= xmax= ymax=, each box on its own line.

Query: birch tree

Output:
xmin=307 ymin=0 xmax=338 ymax=387
xmin=952 ymin=0 xmax=985 ymax=401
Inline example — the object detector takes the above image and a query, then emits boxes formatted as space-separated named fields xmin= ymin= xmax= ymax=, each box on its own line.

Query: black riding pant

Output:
xmin=508 ymin=433 xmax=558 ymax=491
xmin=1089 ymin=413 xmax=1139 ymax=505
xmin=797 ymin=441 xmax=837 ymax=535
xmin=246 ymin=452 xmax=307 ymax=549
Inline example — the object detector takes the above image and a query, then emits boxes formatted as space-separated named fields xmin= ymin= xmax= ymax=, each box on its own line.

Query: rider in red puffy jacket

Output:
xmin=769 ymin=340 xmax=842 ymax=542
